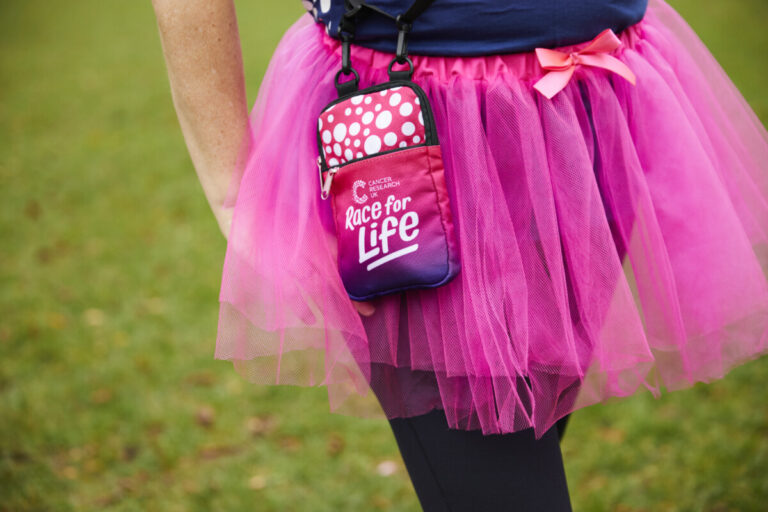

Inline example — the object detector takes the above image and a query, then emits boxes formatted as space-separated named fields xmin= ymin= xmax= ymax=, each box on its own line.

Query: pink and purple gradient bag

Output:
xmin=316 ymin=3 xmax=461 ymax=302
xmin=317 ymin=79 xmax=460 ymax=301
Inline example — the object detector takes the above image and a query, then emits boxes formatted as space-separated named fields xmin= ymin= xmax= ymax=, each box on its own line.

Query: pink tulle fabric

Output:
xmin=216 ymin=0 xmax=768 ymax=438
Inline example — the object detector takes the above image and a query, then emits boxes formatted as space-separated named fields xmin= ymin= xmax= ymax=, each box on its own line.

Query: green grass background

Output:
xmin=1 ymin=1 xmax=767 ymax=510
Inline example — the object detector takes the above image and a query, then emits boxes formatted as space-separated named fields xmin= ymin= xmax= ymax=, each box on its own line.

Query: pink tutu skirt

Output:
xmin=215 ymin=0 xmax=768 ymax=438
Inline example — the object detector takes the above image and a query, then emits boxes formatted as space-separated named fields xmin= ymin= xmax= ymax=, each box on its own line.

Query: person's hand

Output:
xmin=218 ymin=207 xmax=374 ymax=317
xmin=216 ymin=206 xmax=234 ymax=241
xmin=353 ymin=300 xmax=376 ymax=316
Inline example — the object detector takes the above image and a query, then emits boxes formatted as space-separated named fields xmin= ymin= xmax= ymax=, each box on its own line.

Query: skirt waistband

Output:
xmin=318 ymin=17 xmax=647 ymax=83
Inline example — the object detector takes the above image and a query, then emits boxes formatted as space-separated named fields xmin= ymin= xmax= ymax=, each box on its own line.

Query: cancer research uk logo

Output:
xmin=345 ymin=176 xmax=419 ymax=271
xmin=352 ymin=179 xmax=368 ymax=204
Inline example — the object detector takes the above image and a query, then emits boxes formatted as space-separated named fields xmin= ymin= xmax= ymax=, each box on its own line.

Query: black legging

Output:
xmin=386 ymin=408 xmax=573 ymax=511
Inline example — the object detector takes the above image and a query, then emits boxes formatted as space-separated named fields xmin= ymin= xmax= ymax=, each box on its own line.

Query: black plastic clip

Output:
xmin=341 ymin=33 xmax=353 ymax=73
xmin=394 ymin=15 xmax=412 ymax=64
xmin=388 ymin=14 xmax=414 ymax=80
xmin=336 ymin=33 xmax=360 ymax=96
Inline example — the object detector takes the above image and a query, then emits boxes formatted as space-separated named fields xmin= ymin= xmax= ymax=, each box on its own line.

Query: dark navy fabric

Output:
xmin=303 ymin=0 xmax=648 ymax=56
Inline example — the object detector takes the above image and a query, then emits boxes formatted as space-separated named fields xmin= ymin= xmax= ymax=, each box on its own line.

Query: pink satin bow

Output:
xmin=533 ymin=29 xmax=637 ymax=99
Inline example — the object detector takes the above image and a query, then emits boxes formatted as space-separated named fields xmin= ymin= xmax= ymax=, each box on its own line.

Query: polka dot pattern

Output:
xmin=319 ymin=86 xmax=427 ymax=166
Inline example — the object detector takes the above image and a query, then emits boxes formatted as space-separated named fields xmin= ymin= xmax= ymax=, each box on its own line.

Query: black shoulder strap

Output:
xmin=398 ymin=0 xmax=437 ymax=26
xmin=340 ymin=0 xmax=436 ymax=35
xmin=335 ymin=0 xmax=437 ymax=95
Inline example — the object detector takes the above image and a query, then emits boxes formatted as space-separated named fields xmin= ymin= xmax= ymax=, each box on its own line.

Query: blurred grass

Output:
xmin=0 ymin=0 xmax=766 ymax=511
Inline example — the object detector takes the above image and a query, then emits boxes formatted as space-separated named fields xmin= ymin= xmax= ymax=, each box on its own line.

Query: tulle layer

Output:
xmin=216 ymin=0 xmax=768 ymax=438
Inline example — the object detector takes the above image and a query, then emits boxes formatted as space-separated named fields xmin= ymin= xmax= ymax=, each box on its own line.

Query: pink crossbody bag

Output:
xmin=316 ymin=0 xmax=461 ymax=301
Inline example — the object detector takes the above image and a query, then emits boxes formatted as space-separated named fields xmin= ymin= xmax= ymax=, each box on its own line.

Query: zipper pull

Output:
xmin=320 ymin=165 xmax=339 ymax=200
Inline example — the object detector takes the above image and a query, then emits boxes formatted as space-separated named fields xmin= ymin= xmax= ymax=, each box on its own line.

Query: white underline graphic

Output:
xmin=366 ymin=244 xmax=419 ymax=271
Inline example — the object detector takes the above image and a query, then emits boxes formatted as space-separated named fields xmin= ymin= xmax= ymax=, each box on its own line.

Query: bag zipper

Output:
xmin=318 ymin=158 xmax=339 ymax=200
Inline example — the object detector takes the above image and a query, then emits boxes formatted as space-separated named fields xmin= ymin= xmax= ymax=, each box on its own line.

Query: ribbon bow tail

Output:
xmin=578 ymin=53 xmax=637 ymax=87
xmin=533 ymin=66 xmax=577 ymax=99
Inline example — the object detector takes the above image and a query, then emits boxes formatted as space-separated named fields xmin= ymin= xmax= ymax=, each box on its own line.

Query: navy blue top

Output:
xmin=303 ymin=0 xmax=648 ymax=56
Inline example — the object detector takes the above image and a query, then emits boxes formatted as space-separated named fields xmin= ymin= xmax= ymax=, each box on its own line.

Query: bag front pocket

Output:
xmin=326 ymin=143 xmax=460 ymax=300
xmin=317 ymin=82 xmax=436 ymax=170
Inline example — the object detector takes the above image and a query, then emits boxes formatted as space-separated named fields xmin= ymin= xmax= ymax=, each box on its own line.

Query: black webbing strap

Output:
xmin=339 ymin=0 xmax=396 ymax=36
xmin=393 ymin=0 xmax=436 ymax=67
xmin=335 ymin=0 xmax=437 ymax=95
xmin=339 ymin=0 xmax=436 ymax=37
xmin=398 ymin=0 xmax=437 ymax=26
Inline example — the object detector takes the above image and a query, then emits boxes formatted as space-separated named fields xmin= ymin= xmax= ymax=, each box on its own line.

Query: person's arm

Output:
xmin=151 ymin=0 xmax=248 ymax=239
xmin=151 ymin=1 xmax=376 ymax=316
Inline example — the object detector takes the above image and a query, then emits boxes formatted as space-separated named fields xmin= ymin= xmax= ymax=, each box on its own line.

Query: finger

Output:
xmin=353 ymin=300 xmax=376 ymax=316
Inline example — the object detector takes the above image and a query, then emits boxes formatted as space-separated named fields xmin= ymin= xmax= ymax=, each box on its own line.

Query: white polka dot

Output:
xmin=328 ymin=114 xmax=334 ymax=122
xmin=345 ymin=107 xmax=352 ymax=115
xmin=333 ymin=123 xmax=347 ymax=142
xmin=413 ymin=135 xmax=421 ymax=143
xmin=364 ymin=135 xmax=382 ymax=154
xmin=389 ymin=93 xmax=402 ymax=107
xmin=364 ymin=96 xmax=372 ymax=104
xmin=325 ymin=145 xmax=332 ymax=154
xmin=350 ymin=95 xmax=363 ymax=105
xmin=322 ymin=130 xmax=332 ymax=144
xmin=402 ymin=122 xmax=416 ymax=136
xmin=375 ymin=104 xmax=382 ymax=112
xmin=333 ymin=143 xmax=342 ymax=156
xmin=379 ymin=90 xmax=388 ymax=96
xmin=345 ymin=148 xmax=353 ymax=160
xmin=362 ymin=112 xmax=374 ymax=125
xmin=399 ymin=102 xmax=413 ymax=116
xmin=328 ymin=157 xmax=339 ymax=166
xmin=356 ymin=152 xmax=363 ymax=158
xmin=320 ymin=0 xmax=331 ymax=13
xmin=363 ymin=128 xmax=370 ymax=136
xmin=415 ymin=98 xmax=420 ymax=105
xmin=375 ymin=111 xmax=392 ymax=129
xmin=418 ymin=112 xmax=424 ymax=125
xmin=354 ymin=139 xmax=361 ymax=147
xmin=399 ymin=141 xmax=407 ymax=148
xmin=349 ymin=122 xmax=361 ymax=136
xmin=355 ymin=107 xmax=363 ymax=115
xmin=391 ymin=86 xmax=402 ymax=91
xmin=318 ymin=118 xmax=323 ymax=129
xmin=384 ymin=132 xmax=397 ymax=146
